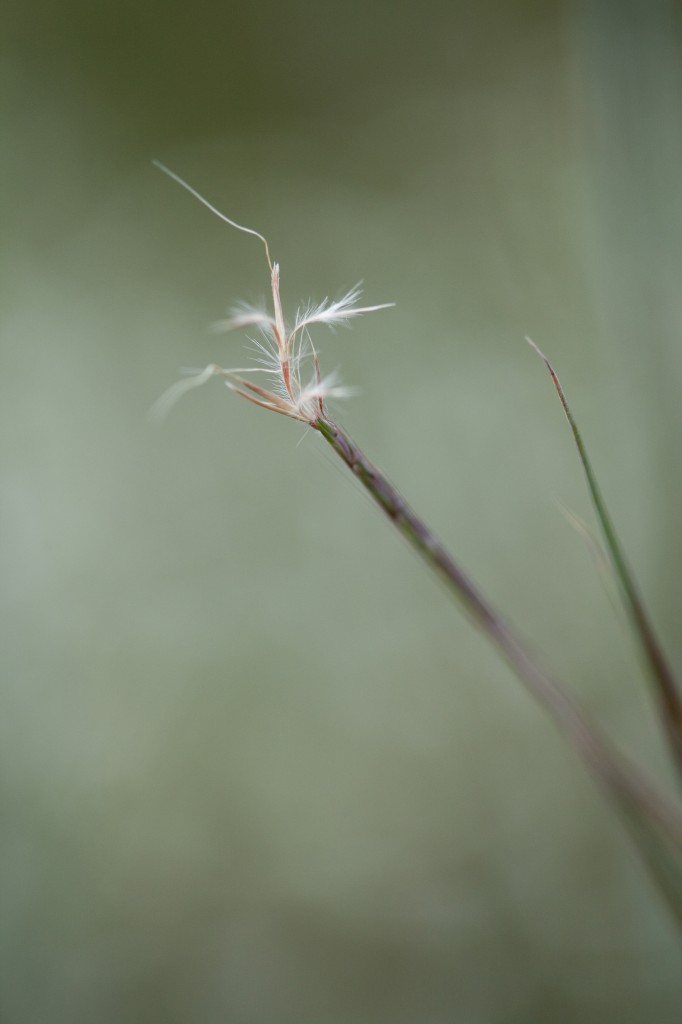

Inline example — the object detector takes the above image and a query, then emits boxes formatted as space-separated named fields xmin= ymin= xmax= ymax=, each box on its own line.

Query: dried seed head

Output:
xmin=152 ymin=162 xmax=393 ymax=425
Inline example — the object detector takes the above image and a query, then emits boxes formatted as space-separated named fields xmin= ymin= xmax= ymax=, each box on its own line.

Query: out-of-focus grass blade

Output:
xmin=555 ymin=499 xmax=625 ymax=624
xmin=528 ymin=338 xmax=682 ymax=780
xmin=548 ymin=455 xmax=682 ymax=923
xmin=622 ymin=809 xmax=682 ymax=931
xmin=552 ymin=495 xmax=614 ymax=598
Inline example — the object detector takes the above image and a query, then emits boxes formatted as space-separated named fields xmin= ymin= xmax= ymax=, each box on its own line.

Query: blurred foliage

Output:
xmin=2 ymin=0 xmax=682 ymax=1021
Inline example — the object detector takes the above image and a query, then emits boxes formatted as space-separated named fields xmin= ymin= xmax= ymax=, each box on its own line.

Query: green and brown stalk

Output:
xmin=527 ymin=339 xmax=682 ymax=780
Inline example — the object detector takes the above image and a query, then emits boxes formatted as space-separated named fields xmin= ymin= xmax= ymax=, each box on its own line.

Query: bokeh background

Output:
xmin=3 ymin=0 xmax=682 ymax=1020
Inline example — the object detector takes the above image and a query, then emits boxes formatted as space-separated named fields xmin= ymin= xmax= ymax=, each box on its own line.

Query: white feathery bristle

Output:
xmin=210 ymin=305 xmax=276 ymax=335
xmin=290 ymin=285 xmax=394 ymax=341
xmin=149 ymin=364 xmax=219 ymax=422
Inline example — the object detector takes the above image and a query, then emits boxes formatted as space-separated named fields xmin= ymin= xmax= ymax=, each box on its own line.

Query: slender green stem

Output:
xmin=314 ymin=414 xmax=682 ymax=910
xmin=527 ymin=340 xmax=682 ymax=780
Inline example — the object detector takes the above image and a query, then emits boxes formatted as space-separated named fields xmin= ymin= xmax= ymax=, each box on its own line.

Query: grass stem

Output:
xmin=314 ymin=414 xmax=682 ymax=924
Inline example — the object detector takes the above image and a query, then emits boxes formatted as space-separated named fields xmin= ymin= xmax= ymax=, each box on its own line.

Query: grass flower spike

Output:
xmin=152 ymin=161 xmax=393 ymax=424
xmin=154 ymin=162 xmax=682 ymax=927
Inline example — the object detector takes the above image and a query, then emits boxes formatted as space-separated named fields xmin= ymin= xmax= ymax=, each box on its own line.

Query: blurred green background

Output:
xmin=3 ymin=0 xmax=682 ymax=1020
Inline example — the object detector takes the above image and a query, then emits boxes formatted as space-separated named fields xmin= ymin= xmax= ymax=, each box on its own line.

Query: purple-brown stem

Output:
xmin=313 ymin=415 xmax=682 ymax=854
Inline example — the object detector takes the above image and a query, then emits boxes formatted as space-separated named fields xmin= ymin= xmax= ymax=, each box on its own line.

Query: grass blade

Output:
xmin=527 ymin=338 xmax=682 ymax=779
